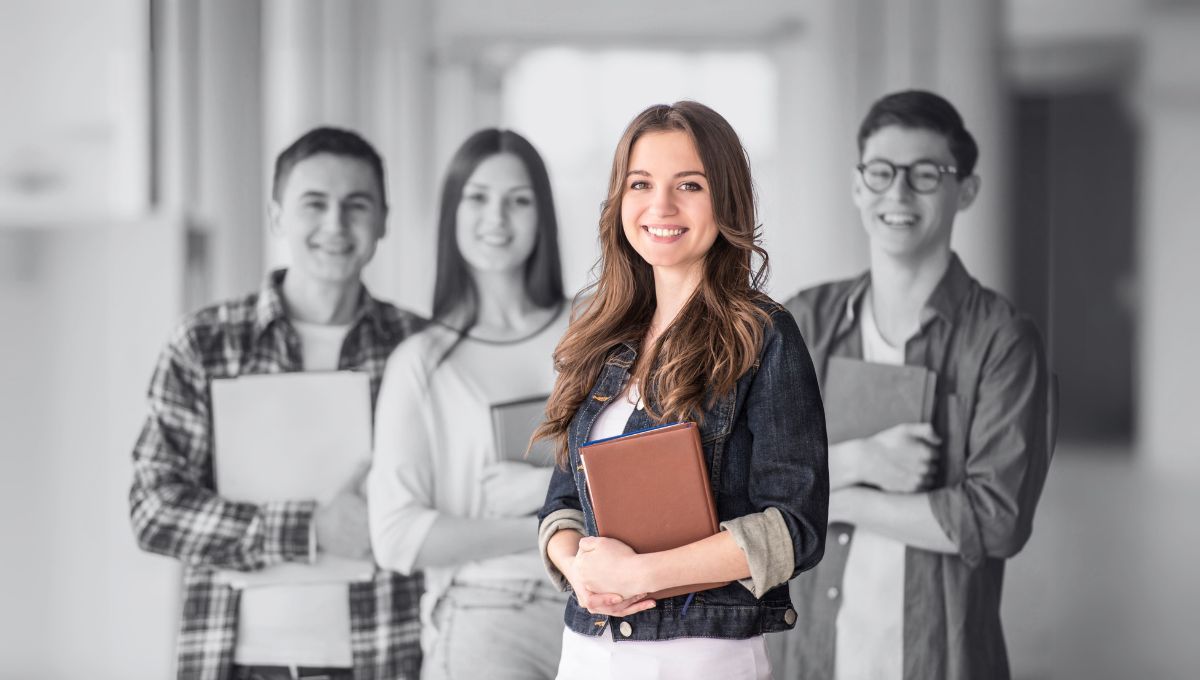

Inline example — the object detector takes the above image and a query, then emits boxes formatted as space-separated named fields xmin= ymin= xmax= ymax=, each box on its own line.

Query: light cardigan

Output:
xmin=368 ymin=311 xmax=568 ymax=652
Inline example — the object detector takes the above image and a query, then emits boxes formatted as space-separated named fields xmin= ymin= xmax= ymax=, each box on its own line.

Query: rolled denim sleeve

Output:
xmin=537 ymin=454 xmax=586 ymax=589
xmin=538 ymin=508 xmax=585 ymax=591
xmin=928 ymin=316 xmax=1049 ymax=568
xmin=721 ymin=507 xmax=794 ymax=597
xmin=743 ymin=308 xmax=829 ymax=581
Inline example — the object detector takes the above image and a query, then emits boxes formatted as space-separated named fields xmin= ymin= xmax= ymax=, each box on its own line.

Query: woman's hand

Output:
xmin=550 ymin=531 xmax=656 ymax=617
xmin=572 ymin=536 xmax=655 ymax=601
xmin=479 ymin=461 xmax=553 ymax=518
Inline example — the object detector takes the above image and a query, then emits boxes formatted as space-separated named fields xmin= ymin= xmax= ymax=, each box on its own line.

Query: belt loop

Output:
xmin=289 ymin=665 xmax=300 ymax=680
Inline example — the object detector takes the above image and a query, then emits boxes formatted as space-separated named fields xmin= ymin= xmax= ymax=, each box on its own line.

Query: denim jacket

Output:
xmin=537 ymin=301 xmax=829 ymax=641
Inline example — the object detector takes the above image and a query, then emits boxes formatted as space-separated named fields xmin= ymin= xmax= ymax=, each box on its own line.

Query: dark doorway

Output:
xmin=1012 ymin=89 xmax=1137 ymax=443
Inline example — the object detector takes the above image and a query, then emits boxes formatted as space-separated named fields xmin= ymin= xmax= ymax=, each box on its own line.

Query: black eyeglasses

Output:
xmin=856 ymin=159 xmax=959 ymax=194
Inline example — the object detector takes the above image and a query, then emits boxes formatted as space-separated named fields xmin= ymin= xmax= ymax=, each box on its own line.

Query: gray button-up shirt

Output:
xmin=770 ymin=253 xmax=1052 ymax=680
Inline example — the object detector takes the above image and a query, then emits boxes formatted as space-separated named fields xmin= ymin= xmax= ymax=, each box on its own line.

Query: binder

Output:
xmin=210 ymin=371 xmax=375 ymax=588
xmin=822 ymin=356 xmax=937 ymax=445
xmin=579 ymin=421 xmax=729 ymax=600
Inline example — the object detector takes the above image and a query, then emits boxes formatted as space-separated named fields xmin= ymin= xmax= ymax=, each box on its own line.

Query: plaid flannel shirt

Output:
xmin=130 ymin=269 xmax=426 ymax=680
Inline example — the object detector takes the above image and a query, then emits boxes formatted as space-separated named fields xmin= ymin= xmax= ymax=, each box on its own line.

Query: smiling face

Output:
xmin=270 ymin=153 xmax=386 ymax=289
xmin=853 ymin=125 xmax=979 ymax=262
xmin=620 ymin=130 xmax=721 ymax=278
xmin=454 ymin=152 xmax=539 ymax=276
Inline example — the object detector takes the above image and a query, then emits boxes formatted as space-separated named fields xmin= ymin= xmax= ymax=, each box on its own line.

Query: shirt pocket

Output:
xmin=938 ymin=393 xmax=970 ymax=487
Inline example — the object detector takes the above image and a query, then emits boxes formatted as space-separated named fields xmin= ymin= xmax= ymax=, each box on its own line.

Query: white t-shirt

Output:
xmin=834 ymin=291 xmax=908 ymax=680
xmin=234 ymin=319 xmax=354 ymax=668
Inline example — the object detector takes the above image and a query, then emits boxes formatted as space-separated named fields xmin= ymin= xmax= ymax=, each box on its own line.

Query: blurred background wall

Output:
xmin=1 ymin=0 xmax=1197 ymax=677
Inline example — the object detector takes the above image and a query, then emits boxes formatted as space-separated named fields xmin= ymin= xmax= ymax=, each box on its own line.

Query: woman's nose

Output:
xmin=650 ymin=187 xmax=677 ymax=215
xmin=483 ymin=195 xmax=505 ymax=224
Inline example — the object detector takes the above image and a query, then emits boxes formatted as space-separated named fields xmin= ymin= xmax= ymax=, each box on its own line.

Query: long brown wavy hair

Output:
xmin=534 ymin=101 xmax=774 ymax=468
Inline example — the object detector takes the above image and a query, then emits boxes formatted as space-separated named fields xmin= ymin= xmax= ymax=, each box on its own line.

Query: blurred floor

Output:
xmin=1003 ymin=441 xmax=1200 ymax=680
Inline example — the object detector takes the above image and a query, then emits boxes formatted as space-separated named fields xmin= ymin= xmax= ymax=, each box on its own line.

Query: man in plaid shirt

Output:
xmin=130 ymin=127 xmax=424 ymax=680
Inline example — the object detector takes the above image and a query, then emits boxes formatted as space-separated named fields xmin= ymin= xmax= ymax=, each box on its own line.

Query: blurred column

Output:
xmin=925 ymin=0 xmax=1010 ymax=296
xmin=776 ymin=0 xmax=1010 ymax=295
xmin=195 ymin=0 xmax=265 ymax=300
xmin=1137 ymin=4 xmax=1200 ymax=470
xmin=360 ymin=0 xmax=436 ymax=313
xmin=771 ymin=8 xmax=866 ymax=293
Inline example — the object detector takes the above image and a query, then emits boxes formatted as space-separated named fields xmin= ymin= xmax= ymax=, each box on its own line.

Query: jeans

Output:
xmin=231 ymin=665 xmax=354 ymax=680
xmin=423 ymin=580 xmax=569 ymax=680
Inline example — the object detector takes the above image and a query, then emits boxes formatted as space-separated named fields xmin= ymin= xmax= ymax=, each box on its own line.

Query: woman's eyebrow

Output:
xmin=624 ymin=169 xmax=706 ymax=178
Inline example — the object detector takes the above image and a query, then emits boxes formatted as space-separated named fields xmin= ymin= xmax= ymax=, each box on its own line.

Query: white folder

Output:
xmin=210 ymin=371 xmax=375 ymax=588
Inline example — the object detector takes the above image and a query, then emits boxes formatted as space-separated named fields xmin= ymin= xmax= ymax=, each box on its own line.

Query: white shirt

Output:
xmin=235 ymin=319 xmax=354 ymax=667
xmin=834 ymin=291 xmax=907 ymax=680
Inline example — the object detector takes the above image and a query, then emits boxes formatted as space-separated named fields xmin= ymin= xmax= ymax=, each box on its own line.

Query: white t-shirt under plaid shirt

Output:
xmin=129 ymin=269 xmax=425 ymax=680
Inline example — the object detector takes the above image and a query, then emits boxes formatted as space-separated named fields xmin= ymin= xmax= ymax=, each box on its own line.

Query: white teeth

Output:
xmin=648 ymin=226 xmax=685 ymax=238
xmin=479 ymin=232 xmax=513 ymax=246
xmin=880 ymin=213 xmax=917 ymax=226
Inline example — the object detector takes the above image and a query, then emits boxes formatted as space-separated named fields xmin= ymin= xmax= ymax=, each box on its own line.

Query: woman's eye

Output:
xmin=679 ymin=181 xmax=702 ymax=192
xmin=463 ymin=192 xmax=487 ymax=204
xmin=302 ymin=200 xmax=326 ymax=212
xmin=629 ymin=180 xmax=649 ymax=191
xmin=510 ymin=194 xmax=534 ymax=207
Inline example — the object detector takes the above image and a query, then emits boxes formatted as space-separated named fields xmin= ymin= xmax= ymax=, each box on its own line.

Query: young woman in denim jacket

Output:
xmin=534 ymin=102 xmax=829 ymax=679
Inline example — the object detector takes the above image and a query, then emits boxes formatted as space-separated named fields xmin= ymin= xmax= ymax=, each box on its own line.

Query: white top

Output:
xmin=235 ymin=319 xmax=353 ymax=668
xmin=834 ymin=290 xmax=907 ymax=680
xmin=293 ymin=319 xmax=353 ymax=371
xmin=369 ymin=307 xmax=568 ymax=654
xmin=557 ymin=382 xmax=769 ymax=679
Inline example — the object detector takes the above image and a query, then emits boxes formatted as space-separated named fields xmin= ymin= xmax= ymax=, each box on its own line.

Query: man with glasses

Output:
xmin=772 ymin=90 xmax=1052 ymax=680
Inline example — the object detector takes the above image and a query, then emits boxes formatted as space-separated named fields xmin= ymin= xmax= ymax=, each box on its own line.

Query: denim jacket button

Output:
xmin=827 ymin=587 xmax=840 ymax=600
xmin=838 ymin=533 xmax=850 ymax=546
xmin=619 ymin=621 xmax=633 ymax=637
xmin=784 ymin=608 xmax=797 ymax=625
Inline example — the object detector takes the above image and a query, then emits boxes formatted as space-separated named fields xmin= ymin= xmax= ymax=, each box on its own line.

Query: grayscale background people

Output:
xmin=128 ymin=127 xmax=425 ymax=680
xmin=770 ymin=90 xmax=1053 ymax=680
xmin=368 ymin=129 xmax=569 ymax=680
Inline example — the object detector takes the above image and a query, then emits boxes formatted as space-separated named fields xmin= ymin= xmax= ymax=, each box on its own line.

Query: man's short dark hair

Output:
xmin=272 ymin=126 xmax=387 ymax=206
xmin=857 ymin=90 xmax=979 ymax=178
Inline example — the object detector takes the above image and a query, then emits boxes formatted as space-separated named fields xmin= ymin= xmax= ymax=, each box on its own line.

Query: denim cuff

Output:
xmin=720 ymin=507 xmax=795 ymax=598
xmin=538 ymin=508 xmax=585 ymax=591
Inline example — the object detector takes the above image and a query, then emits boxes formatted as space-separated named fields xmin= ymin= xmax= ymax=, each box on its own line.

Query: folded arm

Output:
xmin=129 ymin=330 xmax=313 ymax=571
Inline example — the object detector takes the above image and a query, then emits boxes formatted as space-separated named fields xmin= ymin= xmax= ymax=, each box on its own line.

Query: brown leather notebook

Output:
xmin=579 ymin=421 xmax=730 ymax=600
